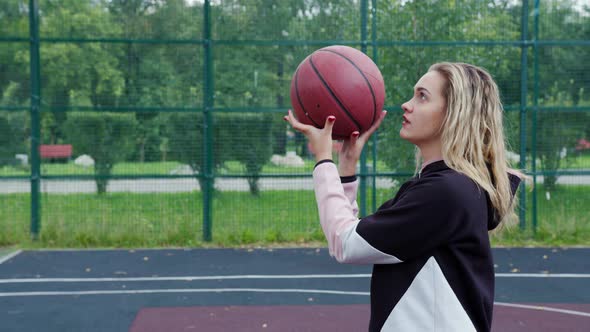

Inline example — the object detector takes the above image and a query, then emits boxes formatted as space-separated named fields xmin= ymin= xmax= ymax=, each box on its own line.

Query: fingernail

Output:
xmin=328 ymin=116 xmax=336 ymax=122
xmin=352 ymin=132 xmax=360 ymax=137
xmin=283 ymin=116 xmax=288 ymax=121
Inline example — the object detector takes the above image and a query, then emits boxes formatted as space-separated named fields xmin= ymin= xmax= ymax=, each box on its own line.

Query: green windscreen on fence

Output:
xmin=0 ymin=0 xmax=588 ymax=247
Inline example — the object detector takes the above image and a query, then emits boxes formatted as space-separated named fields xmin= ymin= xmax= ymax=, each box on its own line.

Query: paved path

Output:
xmin=0 ymin=175 xmax=588 ymax=194
xmin=0 ymin=177 xmax=397 ymax=193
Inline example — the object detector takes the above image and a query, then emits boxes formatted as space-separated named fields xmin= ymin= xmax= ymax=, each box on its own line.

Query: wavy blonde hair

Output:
xmin=428 ymin=62 xmax=522 ymax=228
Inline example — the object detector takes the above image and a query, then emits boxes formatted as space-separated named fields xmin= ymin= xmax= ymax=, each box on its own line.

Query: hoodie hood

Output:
xmin=420 ymin=160 xmax=521 ymax=231
xmin=487 ymin=172 xmax=522 ymax=230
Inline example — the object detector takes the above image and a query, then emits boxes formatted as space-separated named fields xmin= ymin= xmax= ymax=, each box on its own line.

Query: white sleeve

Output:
xmin=313 ymin=162 xmax=402 ymax=264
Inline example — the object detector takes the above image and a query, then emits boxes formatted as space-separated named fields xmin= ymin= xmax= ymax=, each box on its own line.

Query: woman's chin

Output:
xmin=399 ymin=129 xmax=411 ymax=141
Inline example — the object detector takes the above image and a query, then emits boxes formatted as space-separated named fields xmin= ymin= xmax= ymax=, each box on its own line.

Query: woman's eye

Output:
xmin=419 ymin=93 xmax=427 ymax=101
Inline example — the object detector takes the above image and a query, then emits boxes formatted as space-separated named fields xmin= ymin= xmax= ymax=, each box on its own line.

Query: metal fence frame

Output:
xmin=1 ymin=0 xmax=589 ymax=241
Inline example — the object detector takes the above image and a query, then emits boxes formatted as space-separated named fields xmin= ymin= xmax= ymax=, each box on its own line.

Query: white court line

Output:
xmin=0 ymin=288 xmax=370 ymax=297
xmin=495 ymin=302 xmax=590 ymax=318
xmin=1 ymin=273 xmax=590 ymax=283
xmin=495 ymin=273 xmax=590 ymax=278
xmin=0 ymin=274 xmax=370 ymax=283
xmin=0 ymin=250 xmax=21 ymax=265
xmin=0 ymin=287 xmax=589 ymax=319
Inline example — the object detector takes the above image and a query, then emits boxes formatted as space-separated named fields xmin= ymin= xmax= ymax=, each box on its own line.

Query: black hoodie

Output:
xmin=312 ymin=160 xmax=521 ymax=332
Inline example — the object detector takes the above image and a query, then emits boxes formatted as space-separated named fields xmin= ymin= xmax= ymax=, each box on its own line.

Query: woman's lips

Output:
xmin=402 ymin=115 xmax=410 ymax=126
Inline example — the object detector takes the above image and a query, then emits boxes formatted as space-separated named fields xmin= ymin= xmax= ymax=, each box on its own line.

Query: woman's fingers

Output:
xmin=348 ymin=131 xmax=360 ymax=145
xmin=285 ymin=109 xmax=387 ymax=140
xmin=323 ymin=115 xmax=336 ymax=136
xmin=339 ymin=110 xmax=387 ymax=159
xmin=284 ymin=110 xmax=311 ymax=134
xmin=284 ymin=110 xmax=336 ymax=161
xmin=284 ymin=110 xmax=337 ymax=139
xmin=361 ymin=110 xmax=387 ymax=140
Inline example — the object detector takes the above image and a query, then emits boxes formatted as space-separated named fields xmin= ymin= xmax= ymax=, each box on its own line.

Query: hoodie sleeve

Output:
xmin=313 ymin=162 xmax=401 ymax=264
xmin=313 ymin=162 xmax=471 ymax=264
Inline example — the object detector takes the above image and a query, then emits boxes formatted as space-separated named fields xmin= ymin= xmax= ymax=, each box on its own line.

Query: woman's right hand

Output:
xmin=338 ymin=110 xmax=387 ymax=176
xmin=283 ymin=110 xmax=336 ymax=162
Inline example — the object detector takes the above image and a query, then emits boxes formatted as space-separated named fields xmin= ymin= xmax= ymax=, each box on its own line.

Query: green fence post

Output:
xmin=29 ymin=0 xmax=41 ymax=239
xmin=202 ymin=0 xmax=213 ymax=242
xmin=371 ymin=0 xmax=378 ymax=213
xmin=359 ymin=0 xmax=368 ymax=217
xmin=518 ymin=0 xmax=529 ymax=230
xmin=531 ymin=0 xmax=540 ymax=232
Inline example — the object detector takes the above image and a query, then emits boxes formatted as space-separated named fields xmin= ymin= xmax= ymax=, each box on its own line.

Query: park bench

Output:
xmin=39 ymin=144 xmax=73 ymax=160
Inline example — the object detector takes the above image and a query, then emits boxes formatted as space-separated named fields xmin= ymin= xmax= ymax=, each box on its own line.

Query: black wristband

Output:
xmin=314 ymin=159 xmax=334 ymax=169
xmin=340 ymin=175 xmax=357 ymax=183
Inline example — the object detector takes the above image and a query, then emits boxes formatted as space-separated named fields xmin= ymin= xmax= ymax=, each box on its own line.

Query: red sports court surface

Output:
xmin=1 ymin=248 xmax=589 ymax=331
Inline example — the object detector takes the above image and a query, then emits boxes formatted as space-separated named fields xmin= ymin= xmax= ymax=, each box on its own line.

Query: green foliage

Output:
xmin=2 ymin=185 xmax=588 ymax=248
xmin=225 ymin=113 xmax=274 ymax=195
xmin=64 ymin=113 xmax=137 ymax=194
xmin=166 ymin=113 xmax=274 ymax=195
xmin=535 ymin=86 xmax=589 ymax=190
xmin=166 ymin=112 xmax=229 ymax=190
xmin=377 ymin=112 xmax=416 ymax=172
xmin=0 ymin=116 xmax=16 ymax=166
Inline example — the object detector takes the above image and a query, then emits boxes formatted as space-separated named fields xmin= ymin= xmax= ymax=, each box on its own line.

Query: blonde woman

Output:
xmin=284 ymin=62 xmax=523 ymax=332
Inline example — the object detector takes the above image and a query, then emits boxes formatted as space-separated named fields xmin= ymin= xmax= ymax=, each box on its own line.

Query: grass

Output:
xmin=0 ymin=247 xmax=16 ymax=259
xmin=0 ymin=190 xmax=324 ymax=248
xmin=1 ymin=184 xmax=588 ymax=249
xmin=507 ymin=153 xmax=590 ymax=170
xmin=490 ymin=184 xmax=590 ymax=246
xmin=568 ymin=153 xmax=590 ymax=169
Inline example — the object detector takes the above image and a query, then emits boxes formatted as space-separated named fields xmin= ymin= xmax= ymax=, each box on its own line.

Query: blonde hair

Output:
xmin=428 ymin=62 xmax=522 ymax=228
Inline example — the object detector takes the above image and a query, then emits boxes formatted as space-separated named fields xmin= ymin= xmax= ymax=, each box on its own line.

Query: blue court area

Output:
xmin=1 ymin=247 xmax=589 ymax=331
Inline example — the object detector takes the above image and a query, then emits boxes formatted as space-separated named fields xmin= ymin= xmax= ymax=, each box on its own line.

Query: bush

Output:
xmin=166 ymin=113 xmax=230 ymax=190
xmin=166 ymin=112 xmax=273 ymax=195
xmin=0 ymin=116 xmax=17 ymax=167
xmin=64 ymin=113 xmax=137 ymax=194
xmin=226 ymin=113 xmax=274 ymax=195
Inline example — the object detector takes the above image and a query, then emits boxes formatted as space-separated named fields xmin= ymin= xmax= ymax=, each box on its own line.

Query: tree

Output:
xmin=531 ymin=0 xmax=590 ymax=189
xmin=64 ymin=113 xmax=137 ymax=194
xmin=227 ymin=113 xmax=274 ymax=195
xmin=107 ymin=0 xmax=204 ymax=162
xmin=0 ymin=116 xmax=17 ymax=167
xmin=17 ymin=0 xmax=125 ymax=146
xmin=166 ymin=112 xmax=229 ymax=191
xmin=535 ymin=87 xmax=589 ymax=190
xmin=374 ymin=0 xmax=522 ymax=172
xmin=0 ymin=0 xmax=30 ymax=106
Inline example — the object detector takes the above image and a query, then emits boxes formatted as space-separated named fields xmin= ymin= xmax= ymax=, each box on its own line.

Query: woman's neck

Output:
xmin=418 ymin=144 xmax=443 ymax=170
xmin=421 ymin=157 xmax=444 ymax=170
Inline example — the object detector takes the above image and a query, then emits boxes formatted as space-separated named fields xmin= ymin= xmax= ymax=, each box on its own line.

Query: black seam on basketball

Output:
xmin=295 ymin=65 xmax=322 ymax=128
xmin=309 ymin=55 xmax=362 ymax=133
xmin=318 ymin=49 xmax=378 ymax=126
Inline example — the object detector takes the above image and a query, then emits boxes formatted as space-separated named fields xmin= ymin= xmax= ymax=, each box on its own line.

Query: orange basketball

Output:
xmin=290 ymin=45 xmax=385 ymax=140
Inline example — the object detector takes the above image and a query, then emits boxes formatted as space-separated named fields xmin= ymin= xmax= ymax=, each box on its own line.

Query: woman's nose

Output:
xmin=401 ymin=101 xmax=412 ymax=113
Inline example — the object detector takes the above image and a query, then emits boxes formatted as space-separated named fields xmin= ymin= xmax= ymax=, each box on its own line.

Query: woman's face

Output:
xmin=400 ymin=70 xmax=447 ymax=146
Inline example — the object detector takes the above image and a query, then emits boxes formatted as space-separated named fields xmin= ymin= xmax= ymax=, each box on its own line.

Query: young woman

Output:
xmin=284 ymin=62 xmax=522 ymax=332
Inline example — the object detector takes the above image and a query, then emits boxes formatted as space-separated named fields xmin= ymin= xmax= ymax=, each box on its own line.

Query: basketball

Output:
xmin=290 ymin=45 xmax=385 ymax=140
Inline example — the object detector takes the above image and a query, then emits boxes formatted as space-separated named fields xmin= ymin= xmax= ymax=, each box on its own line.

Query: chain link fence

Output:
xmin=0 ymin=0 xmax=589 ymax=246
